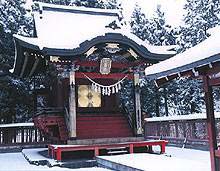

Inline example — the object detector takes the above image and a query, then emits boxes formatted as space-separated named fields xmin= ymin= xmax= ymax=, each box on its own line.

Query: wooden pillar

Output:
xmin=68 ymin=67 xmax=77 ymax=138
xmin=57 ymin=79 xmax=63 ymax=107
xmin=129 ymin=144 xmax=134 ymax=153
xmin=134 ymin=73 xmax=142 ymax=135
xmin=203 ymin=75 xmax=219 ymax=171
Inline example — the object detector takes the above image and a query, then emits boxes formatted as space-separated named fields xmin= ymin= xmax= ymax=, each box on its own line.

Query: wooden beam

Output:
xmin=203 ymin=75 xmax=219 ymax=171
xmin=29 ymin=58 xmax=40 ymax=77
xmin=74 ymin=60 xmax=146 ymax=68
xmin=20 ymin=53 xmax=29 ymax=77
xmin=209 ymin=77 xmax=220 ymax=87
xmin=75 ymin=72 xmax=133 ymax=79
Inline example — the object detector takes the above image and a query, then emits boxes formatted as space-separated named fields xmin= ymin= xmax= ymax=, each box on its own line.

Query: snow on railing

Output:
xmin=0 ymin=122 xmax=46 ymax=146
xmin=0 ymin=122 xmax=34 ymax=128
xmin=145 ymin=112 xmax=220 ymax=122
xmin=144 ymin=113 xmax=220 ymax=148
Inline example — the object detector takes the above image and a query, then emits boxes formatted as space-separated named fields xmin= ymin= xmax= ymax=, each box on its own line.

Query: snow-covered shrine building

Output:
xmin=11 ymin=2 xmax=175 ymax=142
xmin=145 ymin=26 xmax=220 ymax=171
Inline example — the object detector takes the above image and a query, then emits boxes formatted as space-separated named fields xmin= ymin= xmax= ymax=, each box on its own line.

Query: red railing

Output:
xmin=144 ymin=115 xmax=216 ymax=148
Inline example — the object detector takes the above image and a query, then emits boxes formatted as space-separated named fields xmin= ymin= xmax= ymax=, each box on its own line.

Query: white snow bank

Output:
xmin=99 ymin=146 xmax=210 ymax=171
xmin=0 ymin=151 xmax=111 ymax=171
xmin=145 ymin=112 xmax=220 ymax=122
xmin=0 ymin=122 xmax=34 ymax=128
xmin=145 ymin=26 xmax=220 ymax=76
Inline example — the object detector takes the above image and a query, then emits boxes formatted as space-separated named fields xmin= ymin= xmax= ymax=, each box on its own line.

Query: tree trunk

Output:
xmin=164 ymin=87 xmax=169 ymax=116
xmin=155 ymin=88 xmax=160 ymax=117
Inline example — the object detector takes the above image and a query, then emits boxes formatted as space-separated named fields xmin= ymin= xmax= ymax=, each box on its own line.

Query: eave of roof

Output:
xmin=13 ymin=31 xmax=176 ymax=60
xmin=145 ymin=27 xmax=220 ymax=83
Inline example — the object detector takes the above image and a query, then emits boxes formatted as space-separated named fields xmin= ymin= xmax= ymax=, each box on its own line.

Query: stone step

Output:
xmin=106 ymin=146 xmax=127 ymax=150
xmin=67 ymin=137 xmax=145 ymax=145
xmin=107 ymin=150 xmax=128 ymax=155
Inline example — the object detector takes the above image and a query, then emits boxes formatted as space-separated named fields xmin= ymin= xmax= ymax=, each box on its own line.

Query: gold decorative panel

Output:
xmin=78 ymin=85 xmax=101 ymax=107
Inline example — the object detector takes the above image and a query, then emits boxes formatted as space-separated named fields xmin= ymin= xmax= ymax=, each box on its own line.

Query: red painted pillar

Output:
xmin=94 ymin=147 xmax=99 ymax=156
xmin=129 ymin=144 xmax=134 ymax=153
xmin=56 ymin=148 xmax=62 ymax=161
xmin=203 ymin=76 xmax=219 ymax=171
xmin=160 ymin=144 xmax=165 ymax=154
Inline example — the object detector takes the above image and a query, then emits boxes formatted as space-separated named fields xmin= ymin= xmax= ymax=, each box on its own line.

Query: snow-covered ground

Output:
xmin=0 ymin=146 xmax=210 ymax=171
xmin=99 ymin=146 xmax=210 ymax=171
xmin=0 ymin=152 xmax=110 ymax=171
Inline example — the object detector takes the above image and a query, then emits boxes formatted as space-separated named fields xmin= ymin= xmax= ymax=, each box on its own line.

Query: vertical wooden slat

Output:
xmin=29 ymin=129 xmax=32 ymax=143
xmin=13 ymin=128 xmax=17 ymax=143
xmin=21 ymin=129 xmax=24 ymax=143
xmin=0 ymin=128 xmax=2 ymax=144
xmin=35 ymin=129 xmax=38 ymax=142
xmin=26 ymin=129 xmax=28 ymax=143
xmin=175 ymin=122 xmax=179 ymax=138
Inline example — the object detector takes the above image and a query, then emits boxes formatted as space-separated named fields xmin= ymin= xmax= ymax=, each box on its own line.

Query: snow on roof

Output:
xmin=145 ymin=112 xmax=220 ymax=122
xmin=0 ymin=122 xmax=34 ymax=128
xmin=33 ymin=3 xmax=119 ymax=50
xmin=145 ymin=26 xmax=220 ymax=79
xmin=13 ymin=2 xmax=176 ymax=56
xmin=37 ymin=2 xmax=120 ymax=16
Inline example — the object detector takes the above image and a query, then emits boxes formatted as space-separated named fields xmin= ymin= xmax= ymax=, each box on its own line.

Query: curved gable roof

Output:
xmin=11 ymin=2 xmax=176 ymax=76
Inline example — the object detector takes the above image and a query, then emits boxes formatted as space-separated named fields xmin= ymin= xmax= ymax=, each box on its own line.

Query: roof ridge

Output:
xmin=35 ymin=2 xmax=119 ymax=17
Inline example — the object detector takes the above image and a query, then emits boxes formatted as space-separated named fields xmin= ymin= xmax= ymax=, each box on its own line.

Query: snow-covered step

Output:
xmin=68 ymin=137 xmax=144 ymax=145
xmin=107 ymin=150 xmax=128 ymax=155
xmin=106 ymin=146 xmax=128 ymax=155
xmin=106 ymin=147 xmax=127 ymax=150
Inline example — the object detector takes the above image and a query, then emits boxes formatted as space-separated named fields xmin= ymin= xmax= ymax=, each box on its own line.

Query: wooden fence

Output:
xmin=0 ymin=123 xmax=48 ymax=146
xmin=144 ymin=114 xmax=217 ymax=149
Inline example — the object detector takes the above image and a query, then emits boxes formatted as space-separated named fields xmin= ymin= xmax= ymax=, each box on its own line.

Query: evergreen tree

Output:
xmin=177 ymin=0 xmax=220 ymax=51
xmin=166 ymin=78 xmax=204 ymax=115
xmin=0 ymin=0 xmax=33 ymax=55
xmin=0 ymin=0 xmax=33 ymax=123
xmin=130 ymin=3 xmax=149 ymax=41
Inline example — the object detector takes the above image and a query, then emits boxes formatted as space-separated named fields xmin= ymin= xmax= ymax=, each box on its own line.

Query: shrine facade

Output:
xmin=12 ymin=2 xmax=175 ymax=142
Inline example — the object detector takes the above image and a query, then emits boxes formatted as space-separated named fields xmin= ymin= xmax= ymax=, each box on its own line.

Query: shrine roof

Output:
xmin=11 ymin=2 xmax=177 ymax=76
xmin=14 ymin=2 xmax=176 ymax=56
xmin=145 ymin=26 xmax=220 ymax=83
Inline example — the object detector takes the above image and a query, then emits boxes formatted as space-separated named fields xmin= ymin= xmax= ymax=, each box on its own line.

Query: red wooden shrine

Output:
xmin=11 ymin=2 xmax=175 ymax=143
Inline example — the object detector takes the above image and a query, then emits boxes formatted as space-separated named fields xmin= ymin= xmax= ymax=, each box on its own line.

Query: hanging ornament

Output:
xmin=115 ymin=84 xmax=119 ymax=93
xmin=107 ymin=87 xmax=111 ymax=96
xmin=83 ymin=73 xmax=127 ymax=96
xmin=112 ymin=86 xmax=115 ymax=94
xmin=94 ymin=84 xmax=98 ymax=92
xmin=91 ymin=83 xmax=95 ymax=91
xmin=118 ymin=82 xmax=121 ymax=90
xmin=98 ymin=86 xmax=101 ymax=93
xmin=102 ymin=88 xmax=105 ymax=95
xmin=105 ymin=87 xmax=108 ymax=95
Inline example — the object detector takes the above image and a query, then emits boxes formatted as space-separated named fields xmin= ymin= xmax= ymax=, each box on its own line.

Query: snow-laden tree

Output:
xmin=177 ymin=0 xmax=220 ymax=51
xmin=130 ymin=3 xmax=149 ymax=41
xmin=0 ymin=0 xmax=33 ymax=123
xmin=0 ymin=0 xmax=33 ymax=55
xmin=131 ymin=4 xmax=176 ymax=46
xmin=166 ymin=78 xmax=204 ymax=115
xmin=130 ymin=5 xmax=180 ymax=117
